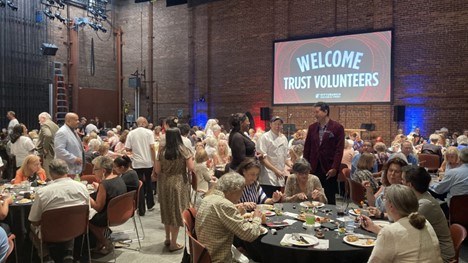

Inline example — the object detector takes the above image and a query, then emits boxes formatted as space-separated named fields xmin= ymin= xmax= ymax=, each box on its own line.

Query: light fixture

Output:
xmin=88 ymin=22 xmax=99 ymax=31
xmin=54 ymin=0 xmax=64 ymax=8
xmin=55 ymin=11 xmax=67 ymax=23
xmin=7 ymin=0 xmax=17 ymax=11
xmin=97 ymin=23 xmax=107 ymax=33
xmin=44 ymin=8 xmax=55 ymax=20
xmin=0 ymin=0 xmax=5 ymax=8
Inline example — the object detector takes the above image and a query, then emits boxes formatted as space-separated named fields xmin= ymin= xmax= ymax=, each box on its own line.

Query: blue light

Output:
xmin=404 ymin=106 xmax=425 ymax=135
xmin=191 ymin=101 xmax=208 ymax=128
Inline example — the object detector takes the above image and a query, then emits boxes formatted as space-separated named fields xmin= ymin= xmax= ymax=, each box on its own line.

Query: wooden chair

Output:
xmin=449 ymin=195 xmax=468 ymax=229
xmin=38 ymin=205 xmax=91 ymax=263
xmin=346 ymin=178 xmax=366 ymax=207
xmin=418 ymin=153 xmax=440 ymax=172
xmin=450 ymin=224 xmax=467 ymax=263
xmin=182 ymin=208 xmax=197 ymax=237
xmin=188 ymin=233 xmax=212 ymax=263
xmin=3 ymin=234 xmax=16 ymax=263
xmin=106 ymin=190 xmax=141 ymax=256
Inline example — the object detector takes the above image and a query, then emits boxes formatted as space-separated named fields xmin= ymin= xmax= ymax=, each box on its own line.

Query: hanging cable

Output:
xmin=90 ymin=37 xmax=95 ymax=76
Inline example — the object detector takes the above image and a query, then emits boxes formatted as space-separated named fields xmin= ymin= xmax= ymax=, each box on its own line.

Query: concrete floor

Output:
xmin=93 ymin=197 xmax=468 ymax=263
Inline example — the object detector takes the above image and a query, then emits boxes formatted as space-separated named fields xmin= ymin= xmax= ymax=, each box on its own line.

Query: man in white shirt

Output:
xmin=125 ymin=116 xmax=156 ymax=215
xmin=6 ymin=111 xmax=19 ymax=139
xmin=85 ymin=119 xmax=99 ymax=136
xmin=29 ymin=159 xmax=89 ymax=263
xmin=257 ymin=116 xmax=292 ymax=197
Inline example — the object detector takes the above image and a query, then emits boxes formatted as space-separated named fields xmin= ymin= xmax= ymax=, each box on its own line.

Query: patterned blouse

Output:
xmin=284 ymin=174 xmax=327 ymax=203
xmin=352 ymin=169 xmax=379 ymax=194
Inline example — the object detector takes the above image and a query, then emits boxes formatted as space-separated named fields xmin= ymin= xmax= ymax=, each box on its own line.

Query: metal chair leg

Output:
xmin=132 ymin=217 xmax=141 ymax=251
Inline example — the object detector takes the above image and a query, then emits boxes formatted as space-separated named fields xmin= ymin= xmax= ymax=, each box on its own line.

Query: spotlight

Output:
xmin=99 ymin=0 xmax=108 ymax=4
xmin=46 ymin=0 xmax=54 ymax=5
xmin=0 ymin=0 xmax=5 ymax=7
xmin=97 ymin=9 xmax=107 ymax=20
xmin=44 ymin=8 xmax=55 ymax=20
xmin=88 ymin=7 xmax=98 ymax=17
xmin=54 ymin=0 xmax=64 ymax=8
xmin=88 ymin=22 xmax=99 ymax=31
xmin=97 ymin=23 xmax=107 ymax=33
xmin=55 ymin=11 xmax=66 ymax=23
xmin=7 ymin=0 xmax=17 ymax=11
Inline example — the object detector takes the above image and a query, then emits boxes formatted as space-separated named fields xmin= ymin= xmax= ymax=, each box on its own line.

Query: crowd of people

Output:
xmin=0 ymin=104 xmax=466 ymax=262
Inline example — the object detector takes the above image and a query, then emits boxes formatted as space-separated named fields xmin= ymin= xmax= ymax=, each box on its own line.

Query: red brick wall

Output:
xmin=110 ymin=0 xmax=468 ymax=143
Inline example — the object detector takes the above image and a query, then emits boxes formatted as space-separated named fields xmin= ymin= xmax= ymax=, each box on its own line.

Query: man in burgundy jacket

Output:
xmin=303 ymin=102 xmax=344 ymax=204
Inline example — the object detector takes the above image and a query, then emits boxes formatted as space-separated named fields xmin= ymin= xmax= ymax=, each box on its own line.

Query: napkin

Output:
xmin=283 ymin=219 xmax=297 ymax=225
xmin=283 ymin=212 xmax=299 ymax=218
xmin=280 ymin=234 xmax=293 ymax=246
xmin=279 ymin=234 xmax=329 ymax=249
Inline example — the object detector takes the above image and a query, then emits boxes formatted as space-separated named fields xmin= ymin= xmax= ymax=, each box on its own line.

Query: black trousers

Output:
xmin=316 ymin=162 xmax=338 ymax=205
xmin=135 ymin=167 xmax=155 ymax=215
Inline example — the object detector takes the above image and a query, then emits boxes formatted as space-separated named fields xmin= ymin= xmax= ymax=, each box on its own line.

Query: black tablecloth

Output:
xmin=253 ymin=203 xmax=374 ymax=263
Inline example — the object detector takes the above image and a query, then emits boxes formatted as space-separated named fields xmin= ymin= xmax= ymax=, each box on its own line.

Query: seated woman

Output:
xmin=113 ymin=155 xmax=139 ymax=192
xmin=365 ymin=157 xmax=407 ymax=218
xmin=438 ymin=146 xmax=461 ymax=173
xmin=214 ymin=139 xmax=231 ymax=167
xmin=373 ymin=142 xmax=389 ymax=166
xmin=236 ymin=158 xmax=282 ymax=211
xmin=193 ymin=148 xmax=216 ymax=207
xmin=283 ymin=158 xmax=327 ymax=203
xmin=89 ymin=156 xmax=127 ymax=255
xmin=13 ymin=154 xmax=46 ymax=184
xmin=352 ymin=153 xmax=379 ymax=194
xmin=361 ymin=184 xmax=443 ymax=263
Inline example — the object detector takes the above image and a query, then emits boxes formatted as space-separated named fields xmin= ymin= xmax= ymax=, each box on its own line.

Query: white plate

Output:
xmin=260 ymin=227 xmax=268 ymax=235
xmin=299 ymin=201 xmax=325 ymax=208
xmin=287 ymin=234 xmax=319 ymax=247
xmin=258 ymin=204 xmax=274 ymax=211
xmin=19 ymin=191 xmax=33 ymax=195
xmin=15 ymin=199 xmax=32 ymax=204
xmin=348 ymin=209 xmax=362 ymax=216
xmin=343 ymin=235 xmax=375 ymax=247
xmin=374 ymin=220 xmax=391 ymax=228
xmin=302 ymin=222 xmax=321 ymax=228
xmin=264 ymin=210 xmax=276 ymax=217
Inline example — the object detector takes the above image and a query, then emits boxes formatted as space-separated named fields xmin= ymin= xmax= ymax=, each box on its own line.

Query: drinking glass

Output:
xmin=305 ymin=214 xmax=315 ymax=225
xmin=345 ymin=220 xmax=355 ymax=234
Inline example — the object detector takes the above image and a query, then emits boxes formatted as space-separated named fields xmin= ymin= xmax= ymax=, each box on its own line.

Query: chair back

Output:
xmin=83 ymin=162 xmax=94 ymax=175
xmin=418 ymin=153 xmax=440 ymax=171
xmin=182 ymin=207 xmax=197 ymax=237
xmin=3 ymin=234 xmax=15 ymax=263
xmin=41 ymin=204 xmax=89 ymax=243
xmin=347 ymin=178 xmax=366 ymax=207
xmin=107 ymin=190 xmax=136 ymax=227
xmin=188 ymin=234 xmax=212 ymax=263
xmin=450 ymin=223 xmax=467 ymax=263
xmin=449 ymin=194 xmax=468 ymax=229
xmin=342 ymin=168 xmax=351 ymax=198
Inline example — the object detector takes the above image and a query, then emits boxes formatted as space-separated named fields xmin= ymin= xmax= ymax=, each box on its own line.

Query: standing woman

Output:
xmin=155 ymin=128 xmax=193 ymax=252
xmin=9 ymin=124 xmax=35 ymax=169
xmin=228 ymin=113 xmax=256 ymax=171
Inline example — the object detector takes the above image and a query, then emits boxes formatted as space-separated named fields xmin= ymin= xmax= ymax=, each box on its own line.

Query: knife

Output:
xmin=298 ymin=235 xmax=310 ymax=244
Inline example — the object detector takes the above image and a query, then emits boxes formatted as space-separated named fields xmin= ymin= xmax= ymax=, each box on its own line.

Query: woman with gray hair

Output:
xmin=195 ymin=172 xmax=263 ymax=263
xmin=361 ymin=184 xmax=442 ymax=263
xmin=283 ymin=158 xmax=327 ymax=203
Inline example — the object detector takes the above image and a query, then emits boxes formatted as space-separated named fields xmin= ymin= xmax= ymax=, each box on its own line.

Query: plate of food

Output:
xmin=348 ymin=209 xmax=362 ymax=216
xmin=15 ymin=198 xmax=32 ymax=204
xmin=258 ymin=204 xmax=274 ymax=211
xmin=343 ymin=234 xmax=375 ymax=247
xmin=37 ymin=180 xmax=47 ymax=185
xmin=300 ymin=201 xmax=325 ymax=208
xmin=302 ymin=222 xmax=321 ymax=228
xmin=264 ymin=210 xmax=276 ymax=217
xmin=315 ymin=216 xmax=333 ymax=223
xmin=287 ymin=233 xmax=319 ymax=247
xmin=266 ymin=221 xmax=289 ymax=228
xmin=373 ymin=220 xmax=391 ymax=228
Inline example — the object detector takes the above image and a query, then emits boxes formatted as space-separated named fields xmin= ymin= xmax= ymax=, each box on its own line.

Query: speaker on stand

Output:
xmin=260 ymin=107 xmax=270 ymax=129
xmin=393 ymin=105 xmax=406 ymax=131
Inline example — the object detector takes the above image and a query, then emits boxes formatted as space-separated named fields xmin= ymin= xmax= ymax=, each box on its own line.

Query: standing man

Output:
xmin=257 ymin=116 xmax=292 ymax=197
xmin=6 ymin=111 xmax=19 ymax=138
xmin=303 ymin=102 xmax=344 ymax=204
xmin=54 ymin=113 xmax=85 ymax=176
xmin=37 ymin=112 xmax=59 ymax=179
xmin=125 ymin=116 xmax=155 ymax=216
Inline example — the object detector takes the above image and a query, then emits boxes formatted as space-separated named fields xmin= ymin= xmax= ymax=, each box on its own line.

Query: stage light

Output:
xmin=88 ymin=22 xmax=99 ymax=31
xmin=44 ymin=8 xmax=55 ymax=20
xmin=7 ymin=0 xmax=17 ymax=11
xmin=0 ymin=0 xmax=5 ymax=8
xmin=97 ymin=9 xmax=107 ymax=20
xmin=46 ymin=0 xmax=55 ymax=5
xmin=55 ymin=11 xmax=66 ymax=23
xmin=55 ymin=0 xmax=64 ymax=8
xmin=97 ymin=23 xmax=107 ymax=33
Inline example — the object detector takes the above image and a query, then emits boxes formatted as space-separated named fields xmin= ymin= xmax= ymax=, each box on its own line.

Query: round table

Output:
xmin=253 ymin=203 xmax=375 ymax=263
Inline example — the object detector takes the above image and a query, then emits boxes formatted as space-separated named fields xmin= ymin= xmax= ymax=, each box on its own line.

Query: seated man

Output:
xmin=196 ymin=172 xmax=263 ymax=263
xmin=431 ymin=147 xmax=468 ymax=205
xmin=402 ymin=165 xmax=455 ymax=263
xmin=29 ymin=159 xmax=89 ymax=263
xmin=421 ymin=134 xmax=443 ymax=163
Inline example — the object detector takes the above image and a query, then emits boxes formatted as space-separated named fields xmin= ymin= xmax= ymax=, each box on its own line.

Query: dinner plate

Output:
xmin=266 ymin=221 xmax=289 ymax=228
xmin=343 ymin=235 xmax=375 ymax=247
xmin=15 ymin=199 xmax=32 ymax=204
xmin=287 ymin=234 xmax=319 ymax=247
xmin=299 ymin=201 xmax=325 ymax=208
xmin=373 ymin=220 xmax=391 ymax=228
xmin=260 ymin=227 xmax=268 ymax=235
xmin=264 ymin=210 xmax=276 ymax=217
xmin=302 ymin=222 xmax=321 ymax=228
xmin=258 ymin=204 xmax=274 ymax=211
xmin=348 ymin=209 xmax=362 ymax=216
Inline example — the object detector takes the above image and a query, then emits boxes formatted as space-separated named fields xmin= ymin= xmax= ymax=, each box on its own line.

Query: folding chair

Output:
xmin=449 ymin=194 xmax=468 ymax=230
xmin=188 ymin=234 xmax=211 ymax=263
xmin=450 ymin=223 xmax=467 ymax=263
xmin=347 ymin=177 xmax=366 ymax=207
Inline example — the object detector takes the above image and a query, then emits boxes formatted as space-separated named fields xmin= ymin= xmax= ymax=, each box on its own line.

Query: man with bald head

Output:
xmin=37 ymin=112 xmax=59 ymax=179
xmin=54 ymin=113 xmax=85 ymax=176
xmin=125 ymin=116 xmax=155 ymax=215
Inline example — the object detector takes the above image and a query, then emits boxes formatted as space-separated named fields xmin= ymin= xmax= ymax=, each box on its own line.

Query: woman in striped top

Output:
xmin=236 ymin=158 xmax=283 ymax=211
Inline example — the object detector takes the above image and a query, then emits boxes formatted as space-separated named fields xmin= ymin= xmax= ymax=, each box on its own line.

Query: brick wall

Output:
xmin=115 ymin=0 xmax=467 ymax=143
